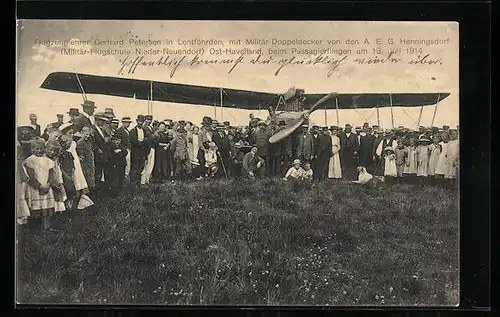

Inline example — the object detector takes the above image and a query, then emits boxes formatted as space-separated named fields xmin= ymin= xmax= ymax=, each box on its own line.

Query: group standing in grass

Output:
xmin=17 ymin=100 xmax=459 ymax=230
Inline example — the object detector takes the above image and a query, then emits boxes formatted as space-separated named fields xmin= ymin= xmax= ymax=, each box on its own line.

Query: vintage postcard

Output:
xmin=16 ymin=20 xmax=459 ymax=306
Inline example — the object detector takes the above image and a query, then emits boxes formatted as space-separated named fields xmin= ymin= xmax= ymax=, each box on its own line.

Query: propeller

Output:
xmin=269 ymin=93 xmax=337 ymax=144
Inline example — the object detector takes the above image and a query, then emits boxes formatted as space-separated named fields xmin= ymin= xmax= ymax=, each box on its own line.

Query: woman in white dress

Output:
xmin=328 ymin=126 xmax=342 ymax=179
xmin=445 ymin=130 xmax=459 ymax=181
xmin=435 ymin=132 xmax=450 ymax=178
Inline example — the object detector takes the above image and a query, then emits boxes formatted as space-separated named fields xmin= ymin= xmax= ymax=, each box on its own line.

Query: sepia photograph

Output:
xmin=16 ymin=20 xmax=459 ymax=306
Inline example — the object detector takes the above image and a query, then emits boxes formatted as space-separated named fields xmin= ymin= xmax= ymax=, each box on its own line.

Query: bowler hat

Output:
xmin=67 ymin=108 xmax=79 ymax=116
xmin=81 ymin=100 xmax=97 ymax=108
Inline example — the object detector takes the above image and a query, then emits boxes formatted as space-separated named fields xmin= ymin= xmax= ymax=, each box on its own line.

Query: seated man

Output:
xmin=242 ymin=146 xmax=265 ymax=180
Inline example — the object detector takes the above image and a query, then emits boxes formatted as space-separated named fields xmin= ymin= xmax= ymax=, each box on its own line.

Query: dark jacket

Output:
xmin=296 ymin=133 xmax=315 ymax=160
xmin=73 ymin=114 xmax=93 ymax=132
xmin=339 ymin=132 xmax=359 ymax=158
xmin=115 ymin=126 xmax=131 ymax=149
xmin=212 ymin=130 xmax=231 ymax=156
xmin=317 ymin=134 xmax=333 ymax=158
xmin=108 ymin=145 xmax=128 ymax=166
xmin=93 ymin=126 xmax=110 ymax=164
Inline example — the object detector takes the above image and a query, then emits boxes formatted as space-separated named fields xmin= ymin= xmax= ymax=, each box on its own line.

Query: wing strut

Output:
xmin=417 ymin=104 xmax=424 ymax=129
xmin=431 ymin=93 xmax=441 ymax=126
xmin=335 ymin=97 xmax=340 ymax=126
xmin=376 ymin=105 xmax=380 ymax=127
xmin=75 ymin=73 xmax=87 ymax=101
xmin=389 ymin=93 xmax=395 ymax=128
xmin=220 ymin=88 xmax=224 ymax=122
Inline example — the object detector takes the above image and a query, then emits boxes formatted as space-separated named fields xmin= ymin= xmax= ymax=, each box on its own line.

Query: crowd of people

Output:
xmin=16 ymin=99 xmax=459 ymax=231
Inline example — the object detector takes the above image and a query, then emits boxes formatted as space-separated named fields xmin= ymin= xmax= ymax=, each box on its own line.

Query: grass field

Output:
xmin=17 ymin=179 xmax=459 ymax=306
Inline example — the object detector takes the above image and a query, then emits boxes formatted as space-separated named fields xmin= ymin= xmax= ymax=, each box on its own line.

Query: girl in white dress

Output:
xmin=328 ymin=128 xmax=342 ymax=179
xmin=445 ymin=130 xmax=459 ymax=181
xmin=404 ymin=138 xmax=418 ymax=178
xmin=383 ymin=147 xmax=397 ymax=179
xmin=23 ymin=138 xmax=57 ymax=231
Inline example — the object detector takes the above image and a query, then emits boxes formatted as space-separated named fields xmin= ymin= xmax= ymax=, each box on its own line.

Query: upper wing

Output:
xmin=40 ymin=72 xmax=450 ymax=110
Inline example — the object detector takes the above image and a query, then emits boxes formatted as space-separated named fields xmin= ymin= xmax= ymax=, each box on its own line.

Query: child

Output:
xmin=283 ymin=159 xmax=304 ymax=181
xmin=204 ymin=142 xmax=219 ymax=178
xmin=383 ymin=147 xmax=397 ymax=180
xmin=23 ymin=138 xmax=57 ymax=231
xmin=108 ymin=135 xmax=128 ymax=193
xmin=301 ymin=162 xmax=314 ymax=181
xmin=404 ymin=137 xmax=418 ymax=181
xmin=416 ymin=138 xmax=431 ymax=181
xmin=170 ymin=128 xmax=192 ymax=180
xmin=59 ymin=135 xmax=77 ymax=211
xmin=45 ymin=140 xmax=67 ymax=213
xmin=394 ymin=140 xmax=408 ymax=180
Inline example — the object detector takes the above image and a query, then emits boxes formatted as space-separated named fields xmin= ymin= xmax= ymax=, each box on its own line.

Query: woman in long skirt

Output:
xmin=435 ymin=133 xmax=450 ymax=179
xmin=328 ymin=127 xmax=342 ymax=179
xmin=152 ymin=122 xmax=170 ymax=181
xmin=428 ymin=134 xmax=442 ymax=178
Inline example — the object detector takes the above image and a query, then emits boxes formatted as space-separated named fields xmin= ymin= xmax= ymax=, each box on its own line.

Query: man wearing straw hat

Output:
xmin=73 ymin=100 xmax=97 ymax=132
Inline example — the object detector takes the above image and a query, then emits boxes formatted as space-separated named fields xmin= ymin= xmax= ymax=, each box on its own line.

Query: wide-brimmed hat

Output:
xmin=94 ymin=113 xmax=110 ymax=122
xmin=418 ymin=137 xmax=431 ymax=143
xmin=81 ymin=100 xmax=97 ymax=108
xmin=67 ymin=108 xmax=80 ymax=116
xmin=104 ymin=108 xmax=115 ymax=118
xmin=58 ymin=122 xmax=75 ymax=133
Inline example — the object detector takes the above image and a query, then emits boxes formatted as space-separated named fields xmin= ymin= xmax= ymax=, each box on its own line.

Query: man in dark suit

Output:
xmin=359 ymin=126 xmax=376 ymax=174
xmin=93 ymin=113 xmax=111 ymax=191
xmin=316 ymin=127 xmax=333 ymax=180
xmin=115 ymin=117 xmax=132 ymax=178
xmin=296 ymin=124 xmax=315 ymax=164
xmin=212 ymin=123 xmax=232 ymax=177
xmin=310 ymin=125 xmax=320 ymax=178
xmin=339 ymin=124 xmax=359 ymax=180
xmin=250 ymin=121 xmax=272 ymax=177
xmin=28 ymin=113 xmax=41 ymax=137
xmin=129 ymin=115 xmax=150 ymax=185
xmin=73 ymin=100 xmax=97 ymax=132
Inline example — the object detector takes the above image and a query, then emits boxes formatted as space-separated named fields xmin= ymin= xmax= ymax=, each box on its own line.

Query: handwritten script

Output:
xmin=117 ymin=53 xmax=443 ymax=78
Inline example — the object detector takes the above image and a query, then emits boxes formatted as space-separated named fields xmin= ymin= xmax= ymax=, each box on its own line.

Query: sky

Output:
xmin=16 ymin=20 xmax=459 ymax=129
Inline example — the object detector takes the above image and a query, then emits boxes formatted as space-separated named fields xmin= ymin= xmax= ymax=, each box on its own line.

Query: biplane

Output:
xmin=40 ymin=72 xmax=450 ymax=144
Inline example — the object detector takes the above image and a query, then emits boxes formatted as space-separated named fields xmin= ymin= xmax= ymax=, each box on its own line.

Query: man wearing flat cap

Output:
xmin=73 ymin=100 xmax=97 ymax=132
xmin=129 ymin=115 xmax=150 ymax=185
xmin=296 ymin=124 xmax=315 ymax=164
xmin=339 ymin=124 xmax=359 ymax=180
